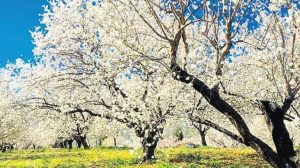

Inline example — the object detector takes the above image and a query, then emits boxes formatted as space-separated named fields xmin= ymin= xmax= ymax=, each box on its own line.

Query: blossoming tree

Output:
xmin=30 ymin=0 xmax=300 ymax=167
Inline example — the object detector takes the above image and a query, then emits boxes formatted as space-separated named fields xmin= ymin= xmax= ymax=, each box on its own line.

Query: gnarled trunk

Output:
xmin=142 ymin=140 xmax=158 ymax=162
xmin=75 ymin=138 xmax=82 ymax=148
xmin=75 ymin=136 xmax=89 ymax=149
xmin=80 ymin=136 xmax=89 ymax=149
xmin=261 ymin=101 xmax=299 ymax=167
xmin=171 ymin=63 xmax=299 ymax=168
xmin=140 ymin=129 xmax=160 ymax=162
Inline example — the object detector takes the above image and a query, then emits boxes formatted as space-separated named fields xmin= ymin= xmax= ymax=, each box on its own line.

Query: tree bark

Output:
xmin=142 ymin=141 xmax=158 ymax=162
xmin=76 ymin=138 xmax=82 ymax=148
xmin=113 ymin=137 xmax=117 ymax=147
xmin=99 ymin=139 xmax=102 ymax=146
xmin=199 ymin=130 xmax=207 ymax=146
xmin=193 ymin=122 xmax=208 ymax=146
xmin=75 ymin=136 xmax=89 ymax=149
xmin=63 ymin=141 xmax=67 ymax=148
xmin=171 ymin=63 xmax=297 ymax=168
xmin=59 ymin=142 xmax=64 ymax=148
xmin=67 ymin=139 xmax=73 ymax=149
xmin=260 ymin=101 xmax=298 ymax=167
xmin=80 ymin=136 xmax=89 ymax=149
xmin=1 ymin=145 xmax=6 ymax=152
xmin=140 ymin=129 xmax=160 ymax=162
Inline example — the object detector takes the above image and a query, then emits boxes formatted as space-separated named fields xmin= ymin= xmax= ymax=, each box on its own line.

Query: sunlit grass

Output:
xmin=0 ymin=146 xmax=273 ymax=167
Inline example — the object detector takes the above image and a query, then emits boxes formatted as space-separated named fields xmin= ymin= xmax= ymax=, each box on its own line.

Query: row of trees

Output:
xmin=1 ymin=0 xmax=300 ymax=167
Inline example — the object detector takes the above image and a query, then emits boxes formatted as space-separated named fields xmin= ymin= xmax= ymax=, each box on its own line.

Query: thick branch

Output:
xmin=202 ymin=120 xmax=244 ymax=144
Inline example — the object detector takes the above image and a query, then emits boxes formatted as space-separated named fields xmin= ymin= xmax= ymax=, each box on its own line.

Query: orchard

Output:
xmin=0 ymin=0 xmax=300 ymax=167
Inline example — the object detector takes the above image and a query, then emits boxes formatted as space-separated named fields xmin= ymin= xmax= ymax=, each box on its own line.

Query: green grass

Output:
xmin=0 ymin=146 xmax=272 ymax=168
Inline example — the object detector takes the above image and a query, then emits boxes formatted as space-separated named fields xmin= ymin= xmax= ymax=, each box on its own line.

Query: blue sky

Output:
xmin=0 ymin=0 xmax=47 ymax=67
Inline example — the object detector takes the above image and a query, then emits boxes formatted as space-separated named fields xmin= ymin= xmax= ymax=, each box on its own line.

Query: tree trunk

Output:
xmin=99 ymin=139 xmax=102 ymax=146
xmin=63 ymin=141 xmax=67 ymax=148
xmin=142 ymin=141 xmax=158 ymax=162
xmin=199 ymin=130 xmax=207 ymax=146
xmin=67 ymin=140 xmax=73 ymax=149
xmin=171 ymin=63 xmax=298 ymax=168
xmin=53 ymin=142 xmax=59 ymax=148
xmin=59 ymin=142 xmax=64 ymax=148
xmin=261 ymin=101 xmax=299 ymax=167
xmin=6 ymin=144 xmax=13 ymax=150
xmin=76 ymin=138 xmax=82 ymax=148
xmin=113 ymin=137 xmax=117 ymax=147
xmin=80 ymin=136 xmax=89 ymax=149
xmin=1 ymin=145 xmax=6 ymax=152
xmin=194 ymin=122 xmax=208 ymax=146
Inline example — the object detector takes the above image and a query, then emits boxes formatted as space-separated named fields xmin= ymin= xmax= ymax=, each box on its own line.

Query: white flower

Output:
xmin=231 ymin=0 xmax=239 ymax=4
xmin=289 ymin=79 xmax=296 ymax=85
xmin=269 ymin=4 xmax=279 ymax=11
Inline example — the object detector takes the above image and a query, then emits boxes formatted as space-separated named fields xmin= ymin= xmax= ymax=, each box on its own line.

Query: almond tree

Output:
xmin=0 ymin=65 xmax=28 ymax=151
xmin=97 ymin=1 xmax=300 ymax=167
xmin=7 ymin=57 xmax=183 ymax=161
xmin=31 ymin=0 xmax=300 ymax=167
xmin=40 ymin=72 xmax=182 ymax=161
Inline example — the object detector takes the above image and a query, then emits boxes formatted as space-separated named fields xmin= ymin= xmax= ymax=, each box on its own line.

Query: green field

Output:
xmin=0 ymin=146 xmax=275 ymax=168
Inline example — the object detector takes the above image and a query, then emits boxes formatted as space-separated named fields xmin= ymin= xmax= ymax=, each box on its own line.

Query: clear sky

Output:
xmin=0 ymin=0 xmax=47 ymax=67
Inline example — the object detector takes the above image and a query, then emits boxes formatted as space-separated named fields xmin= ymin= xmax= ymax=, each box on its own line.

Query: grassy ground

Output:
xmin=0 ymin=146 xmax=281 ymax=168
